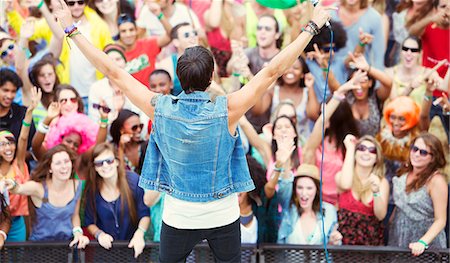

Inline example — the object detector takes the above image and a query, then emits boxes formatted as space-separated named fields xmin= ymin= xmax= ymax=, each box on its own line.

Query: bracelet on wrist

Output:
xmin=22 ymin=120 xmax=31 ymax=127
xmin=424 ymin=95 xmax=433 ymax=102
xmin=307 ymin=21 xmax=320 ymax=34
xmin=100 ymin=118 xmax=108 ymax=123
xmin=137 ymin=226 xmax=146 ymax=233
xmin=373 ymin=192 xmax=380 ymax=197
xmin=37 ymin=0 xmax=44 ymax=9
xmin=64 ymin=24 xmax=77 ymax=34
xmin=273 ymin=166 xmax=285 ymax=173
xmin=37 ymin=122 xmax=50 ymax=134
xmin=72 ymin=226 xmax=83 ymax=235
xmin=322 ymin=68 xmax=329 ymax=73
xmin=359 ymin=42 xmax=366 ymax=47
xmin=418 ymin=239 xmax=429 ymax=249
xmin=67 ymin=29 xmax=80 ymax=38
xmin=157 ymin=13 xmax=164 ymax=20
xmin=94 ymin=229 xmax=104 ymax=240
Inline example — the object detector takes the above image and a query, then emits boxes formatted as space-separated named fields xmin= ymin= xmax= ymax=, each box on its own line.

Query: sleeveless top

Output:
xmin=346 ymin=92 xmax=381 ymax=137
xmin=29 ymin=180 xmax=82 ymax=241
xmin=270 ymin=86 xmax=313 ymax=145
xmin=338 ymin=190 xmax=374 ymax=216
xmin=2 ymin=160 xmax=30 ymax=216
xmin=389 ymin=174 xmax=446 ymax=248
xmin=391 ymin=66 xmax=426 ymax=107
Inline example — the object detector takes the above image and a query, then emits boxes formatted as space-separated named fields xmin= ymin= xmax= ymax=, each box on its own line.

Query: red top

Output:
xmin=421 ymin=23 xmax=449 ymax=97
xmin=125 ymin=38 xmax=161 ymax=88
xmin=206 ymin=28 xmax=232 ymax=52
xmin=338 ymin=190 xmax=374 ymax=216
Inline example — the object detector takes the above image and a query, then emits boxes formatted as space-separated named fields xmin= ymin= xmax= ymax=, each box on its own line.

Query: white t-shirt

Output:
xmin=163 ymin=194 xmax=239 ymax=229
xmin=69 ymin=21 xmax=97 ymax=97
xmin=241 ymin=216 xmax=258 ymax=244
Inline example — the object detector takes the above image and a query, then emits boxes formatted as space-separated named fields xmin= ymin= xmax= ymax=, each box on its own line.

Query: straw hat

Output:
xmin=294 ymin=163 xmax=320 ymax=181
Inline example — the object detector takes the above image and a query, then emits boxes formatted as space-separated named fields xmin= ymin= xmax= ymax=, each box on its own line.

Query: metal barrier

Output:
xmin=1 ymin=242 xmax=448 ymax=263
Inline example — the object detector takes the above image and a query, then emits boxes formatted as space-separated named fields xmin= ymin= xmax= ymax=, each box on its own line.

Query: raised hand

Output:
xmin=52 ymin=0 xmax=74 ymax=29
xmin=146 ymin=1 xmax=162 ymax=16
xmin=307 ymin=44 xmax=327 ymax=68
xmin=343 ymin=134 xmax=357 ymax=150
xmin=335 ymin=70 xmax=368 ymax=96
xmin=311 ymin=3 xmax=334 ymax=29
xmin=348 ymin=52 xmax=369 ymax=72
xmin=304 ymin=73 xmax=315 ymax=88
xmin=368 ymin=173 xmax=381 ymax=194
xmin=20 ymin=18 xmax=36 ymax=40
xmin=274 ymin=135 xmax=296 ymax=167
xmin=358 ymin=28 xmax=374 ymax=45
xmin=119 ymin=133 xmax=132 ymax=146
xmin=28 ymin=86 xmax=43 ymax=112
xmin=46 ymin=102 xmax=61 ymax=121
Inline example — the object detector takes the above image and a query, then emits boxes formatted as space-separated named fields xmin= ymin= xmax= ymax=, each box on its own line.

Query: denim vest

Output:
xmin=139 ymin=91 xmax=255 ymax=202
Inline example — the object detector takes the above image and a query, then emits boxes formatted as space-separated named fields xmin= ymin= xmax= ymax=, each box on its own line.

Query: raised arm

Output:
xmin=408 ymin=9 xmax=442 ymax=37
xmin=17 ymin=87 xmax=41 ymax=173
xmin=227 ymin=6 xmax=333 ymax=130
xmin=32 ymin=102 xmax=60 ymax=160
xmin=15 ymin=19 xmax=35 ymax=106
xmin=303 ymin=70 xmax=367 ymax=164
xmin=53 ymin=1 xmax=158 ymax=119
xmin=238 ymin=115 xmax=272 ymax=167
xmin=334 ymin=134 xmax=357 ymax=191
xmin=37 ymin=0 xmax=65 ymax=58
xmin=145 ymin=2 xmax=172 ymax=48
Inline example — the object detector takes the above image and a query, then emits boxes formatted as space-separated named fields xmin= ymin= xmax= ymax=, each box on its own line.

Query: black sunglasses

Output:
xmin=402 ymin=46 xmax=420 ymax=53
xmin=66 ymin=0 xmax=85 ymax=6
xmin=131 ymin=123 xmax=144 ymax=132
xmin=411 ymin=145 xmax=432 ymax=157
xmin=0 ymin=44 xmax=14 ymax=58
xmin=93 ymin=157 xmax=115 ymax=167
xmin=356 ymin=144 xmax=377 ymax=154
xmin=92 ymin=103 xmax=112 ymax=114
xmin=322 ymin=46 xmax=338 ymax=53
xmin=256 ymin=25 xmax=273 ymax=32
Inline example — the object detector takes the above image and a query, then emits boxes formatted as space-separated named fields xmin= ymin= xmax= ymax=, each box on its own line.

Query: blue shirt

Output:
xmin=84 ymin=171 xmax=149 ymax=240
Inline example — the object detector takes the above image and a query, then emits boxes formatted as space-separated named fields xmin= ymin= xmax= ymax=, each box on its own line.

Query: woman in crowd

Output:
xmin=84 ymin=142 xmax=149 ymax=258
xmin=388 ymin=133 xmax=447 ymax=255
xmin=302 ymin=71 xmax=364 ymax=206
xmin=88 ymin=0 xmax=135 ymax=41
xmin=277 ymin=162 xmax=342 ymax=245
xmin=0 ymin=87 xmax=40 ymax=242
xmin=110 ymin=110 xmax=147 ymax=174
xmin=4 ymin=144 xmax=89 ymax=247
xmin=88 ymin=44 xmax=141 ymax=124
xmin=336 ymin=135 xmax=389 ymax=245
xmin=252 ymin=57 xmax=319 ymax=144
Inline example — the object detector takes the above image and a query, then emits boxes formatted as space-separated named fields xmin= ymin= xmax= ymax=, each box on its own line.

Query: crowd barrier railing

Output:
xmin=1 ymin=241 xmax=448 ymax=263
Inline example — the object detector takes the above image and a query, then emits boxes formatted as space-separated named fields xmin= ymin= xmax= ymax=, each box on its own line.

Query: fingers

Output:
xmin=313 ymin=43 xmax=321 ymax=54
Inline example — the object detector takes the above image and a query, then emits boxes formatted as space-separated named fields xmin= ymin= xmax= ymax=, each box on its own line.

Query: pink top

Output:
xmin=315 ymin=137 xmax=343 ymax=205
xmin=339 ymin=190 xmax=374 ymax=216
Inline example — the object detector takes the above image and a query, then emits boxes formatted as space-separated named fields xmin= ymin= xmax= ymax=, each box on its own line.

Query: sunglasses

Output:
xmin=0 ymin=44 xmax=14 ymax=59
xmin=59 ymin=97 xmax=78 ymax=104
xmin=93 ymin=157 xmax=115 ymax=168
xmin=182 ymin=31 xmax=198 ymax=39
xmin=410 ymin=145 xmax=432 ymax=157
xmin=401 ymin=46 xmax=420 ymax=53
xmin=256 ymin=25 xmax=273 ymax=32
xmin=131 ymin=123 xmax=144 ymax=132
xmin=356 ymin=144 xmax=377 ymax=154
xmin=92 ymin=103 xmax=112 ymax=114
xmin=322 ymin=46 xmax=338 ymax=53
xmin=66 ymin=0 xmax=85 ymax=6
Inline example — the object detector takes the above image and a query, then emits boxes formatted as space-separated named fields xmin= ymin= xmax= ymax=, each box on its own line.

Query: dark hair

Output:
xmin=103 ymin=43 xmax=127 ymax=62
xmin=277 ymin=56 xmax=310 ymax=88
xmin=0 ymin=192 xmax=10 ymax=228
xmin=29 ymin=56 xmax=60 ymax=93
xmin=84 ymin=142 xmax=138 ymax=227
xmin=326 ymin=101 xmax=360 ymax=155
xmin=110 ymin=109 xmax=139 ymax=145
xmin=258 ymin=14 xmax=283 ymax=49
xmin=305 ymin=21 xmax=347 ymax=53
xmin=54 ymin=84 xmax=84 ymax=113
xmin=398 ymin=133 xmax=447 ymax=193
xmin=170 ymin=22 xmax=190 ymax=40
xmin=402 ymin=35 xmax=422 ymax=51
xmin=396 ymin=0 xmax=435 ymax=28
xmin=150 ymin=69 xmax=172 ymax=81
xmin=176 ymin=46 xmax=214 ymax=93
xmin=245 ymin=155 xmax=267 ymax=206
xmin=0 ymin=68 xmax=22 ymax=90
xmin=117 ymin=12 xmax=136 ymax=26
xmin=271 ymin=115 xmax=301 ymax=169
xmin=290 ymin=176 xmax=321 ymax=215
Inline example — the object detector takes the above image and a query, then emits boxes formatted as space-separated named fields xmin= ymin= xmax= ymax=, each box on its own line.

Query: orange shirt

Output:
xmin=7 ymin=160 xmax=30 ymax=216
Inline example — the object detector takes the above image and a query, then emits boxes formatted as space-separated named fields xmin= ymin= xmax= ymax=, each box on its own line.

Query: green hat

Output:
xmin=256 ymin=0 xmax=304 ymax=9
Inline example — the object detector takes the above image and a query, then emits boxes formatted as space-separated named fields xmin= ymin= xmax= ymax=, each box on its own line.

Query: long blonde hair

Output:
xmin=352 ymin=136 xmax=385 ymax=200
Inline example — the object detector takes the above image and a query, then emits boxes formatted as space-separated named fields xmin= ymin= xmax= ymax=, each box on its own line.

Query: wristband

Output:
xmin=373 ymin=192 xmax=380 ymax=197
xmin=307 ymin=21 xmax=320 ymax=34
xmin=137 ymin=226 xmax=146 ymax=233
xmin=99 ymin=122 xmax=108 ymax=128
xmin=424 ymin=95 xmax=433 ymax=102
xmin=359 ymin=42 xmax=366 ymax=47
xmin=332 ymin=93 xmax=345 ymax=102
xmin=22 ymin=120 xmax=31 ymax=127
xmin=322 ymin=68 xmax=329 ymax=73
xmin=64 ymin=24 xmax=77 ymax=34
xmin=72 ymin=226 xmax=83 ymax=235
xmin=37 ymin=122 xmax=50 ymax=134
xmin=418 ymin=239 xmax=429 ymax=249
xmin=301 ymin=26 xmax=315 ymax=36
xmin=37 ymin=0 xmax=44 ymax=9
xmin=157 ymin=13 xmax=164 ymax=20
xmin=94 ymin=229 xmax=104 ymax=240
xmin=100 ymin=118 xmax=108 ymax=123
xmin=0 ymin=230 xmax=7 ymax=240
xmin=232 ymin=72 xmax=241 ymax=77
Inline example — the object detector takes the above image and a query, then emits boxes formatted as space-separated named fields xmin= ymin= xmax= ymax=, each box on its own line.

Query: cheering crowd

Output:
xmin=0 ymin=0 xmax=449 ymax=259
